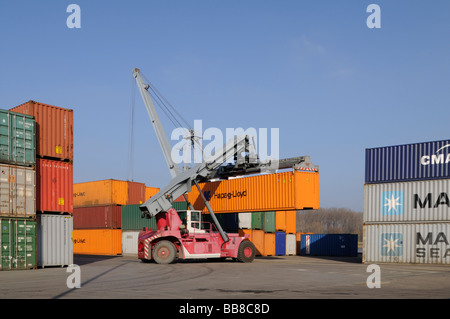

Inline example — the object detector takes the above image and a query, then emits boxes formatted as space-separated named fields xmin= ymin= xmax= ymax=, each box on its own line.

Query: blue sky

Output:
xmin=1 ymin=1 xmax=449 ymax=212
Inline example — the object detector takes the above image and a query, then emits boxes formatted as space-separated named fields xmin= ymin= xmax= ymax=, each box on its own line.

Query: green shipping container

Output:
xmin=121 ymin=201 xmax=189 ymax=230
xmin=0 ymin=217 xmax=37 ymax=270
xmin=264 ymin=211 xmax=276 ymax=233
xmin=251 ymin=212 xmax=264 ymax=230
xmin=0 ymin=110 xmax=35 ymax=167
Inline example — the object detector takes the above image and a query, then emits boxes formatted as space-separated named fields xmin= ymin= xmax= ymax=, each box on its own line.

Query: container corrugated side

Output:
xmin=251 ymin=212 xmax=264 ymax=230
xmin=365 ymin=139 xmax=450 ymax=184
xmin=264 ymin=211 xmax=276 ymax=233
xmin=188 ymin=170 xmax=319 ymax=213
xmin=300 ymin=234 xmax=358 ymax=257
xmin=0 ymin=217 xmax=37 ymax=270
xmin=275 ymin=231 xmax=286 ymax=255
xmin=10 ymin=100 xmax=73 ymax=161
xmin=122 ymin=230 xmax=139 ymax=255
xmin=275 ymin=211 xmax=286 ymax=231
xmin=285 ymin=210 xmax=296 ymax=234
xmin=364 ymin=179 xmax=450 ymax=223
xmin=286 ymin=233 xmax=296 ymax=255
xmin=121 ymin=204 xmax=157 ymax=231
xmin=263 ymin=232 xmax=275 ymax=256
xmin=128 ymin=181 xmax=145 ymax=205
xmin=73 ymin=229 xmax=122 ymax=255
xmin=0 ymin=164 xmax=35 ymax=218
xmin=73 ymin=205 xmax=121 ymax=229
xmin=238 ymin=212 xmax=252 ymax=229
xmin=73 ymin=179 xmax=145 ymax=207
xmin=251 ymin=230 xmax=264 ymax=256
xmin=37 ymin=214 xmax=73 ymax=267
xmin=363 ymin=222 xmax=450 ymax=264
xmin=36 ymin=159 xmax=73 ymax=214
xmin=0 ymin=110 xmax=35 ymax=166
xmin=145 ymin=187 xmax=159 ymax=201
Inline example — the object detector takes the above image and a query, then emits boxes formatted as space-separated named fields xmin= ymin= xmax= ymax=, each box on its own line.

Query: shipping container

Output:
xmin=363 ymin=222 xmax=450 ymax=264
xmin=365 ymin=139 xmax=450 ymax=184
xmin=73 ymin=229 xmax=122 ymax=256
xmin=121 ymin=204 xmax=157 ymax=231
xmin=286 ymin=233 xmax=296 ymax=255
xmin=300 ymin=234 xmax=358 ymax=257
xmin=145 ymin=186 xmax=159 ymax=201
xmin=172 ymin=201 xmax=189 ymax=211
xmin=36 ymin=159 xmax=73 ymax=214
xmin=264 ymin=211 xmax=276 ymax=233
xmin=251 ymin=212 xmax=264 ymax=230
xmin=0 ymin=109 xmax=35 ymax=166
xmin=275 ymin=211 xmax=286 ymax=231
xmin=296 ymin=232 xmax=314 ymax=255
xmin=0 ymin=217 xmax=36 ymax=270
xmin=238 ymin=212 xmax=252 ymax=229
xmin=263 ymin=232 xmax=276 ymax=256
xmin=188 ymin=170 xmax=319 ymax=213
xmin=275 ymin=231 xmax=286 ymax=256
xmin=252 ymin=230 xmax=264 ymax=256
xmin=364 ymin=179 xmax=450 ymax=223
xmin=10 ymin=100 xmax=73 ymax=162
xmin=286 ymin=210 xmax=296 ymax=234
xmin=37 ymin=214 xmax=73 ymax=267
xmin=0 ymin=164 xmax=35 ymax=218
xmin=73 ymin=205 xmax=121 ymax=229
xmin=122 ymin=230 xmax=139 ymax=255
xmin=73 ymin=179 xmax=145 ymax=207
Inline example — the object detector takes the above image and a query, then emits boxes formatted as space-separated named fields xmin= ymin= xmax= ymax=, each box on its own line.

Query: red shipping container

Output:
xmin=10 ymin=100 xmax=74 ymax=162
xmin=73 ymin=205 xmax=121 ymax=229
xmin=36 ymin=159 xmax=73 ymax=214
xmin=128 ymin=181 xmax=145 ymax=205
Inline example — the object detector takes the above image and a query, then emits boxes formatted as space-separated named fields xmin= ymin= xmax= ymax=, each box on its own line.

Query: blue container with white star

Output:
xmin=365 ymin=139 xmax=450 ymax=184
xmin=300 ymin=234 xmax=358 ymax=257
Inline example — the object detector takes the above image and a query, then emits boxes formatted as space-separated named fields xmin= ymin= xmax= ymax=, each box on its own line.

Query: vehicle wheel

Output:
xmin=237 ymin=240 xmax=256 ymax=263
xmin=152 ymin=240 xmax=178 ymax=264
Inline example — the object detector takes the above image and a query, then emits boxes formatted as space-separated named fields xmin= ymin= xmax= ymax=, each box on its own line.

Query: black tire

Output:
xmin=237 ymin=240 xmax=256 ymax=263
xmin=152 ymin=240 xmax=178 ymax=264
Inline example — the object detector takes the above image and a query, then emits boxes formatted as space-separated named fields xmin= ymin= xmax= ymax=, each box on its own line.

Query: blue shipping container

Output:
xmin=275 ymin=231 xmax=286 ymax=256
xmin=300 ymin=234 xmax=358 ymax=257
xmin=365 ymin=139 xmax=450 ymax=184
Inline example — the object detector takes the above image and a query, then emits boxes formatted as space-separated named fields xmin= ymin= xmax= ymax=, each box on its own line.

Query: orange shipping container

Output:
xmin=73 ymin=229 xmax=122 ymax=255
xmin=10 ymin=100 xmax=74 ymax=161
xmin=73 ymin=179 xmax=145 ymax=207
xmin=251 ymin=230 xmax=264 ymax=256
xmin=263 ymin=233 xmax=276 ymax=256
xmin=36 ymin=159 xmax=73 ymax=214
xmin=188 ymin=170 xmax=319 ymax=213
xmin=285 ymin=210 xmax=296 ymax=234
xmin=275 ymin=211 xmax=286 ymax=231
xmin=145 ymin=186 xmax=160 ymax=201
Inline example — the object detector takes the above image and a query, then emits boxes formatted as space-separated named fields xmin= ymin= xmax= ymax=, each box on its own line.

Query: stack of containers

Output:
xmin=363 ymin=139 xmax=450 ymax=264
xmin=189 ymin=168 xmax=320 ymax=257
xmin=9 ymin=100 xmax=74 ymax=268
xmin=0 ymin=109 xmax=37 ymax=270
xmin=72 ymin=179 xmax=146 ymax=256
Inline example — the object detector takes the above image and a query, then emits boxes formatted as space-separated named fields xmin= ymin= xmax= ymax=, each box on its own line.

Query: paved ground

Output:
xmin=1 ymin=254 xmax=449 ymax=300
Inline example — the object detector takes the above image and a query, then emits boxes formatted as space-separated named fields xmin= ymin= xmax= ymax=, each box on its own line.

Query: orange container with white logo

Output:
xmin=189 ymin=170 xmax=319 ymax=213
xmin=73 ymin=229 xmax=122 ymax=255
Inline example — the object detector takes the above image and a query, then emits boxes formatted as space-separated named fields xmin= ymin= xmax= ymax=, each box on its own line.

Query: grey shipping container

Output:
xmin=0 ymin=164 xmax=35 ymax=218
xmin=0 ymin=109 xmax=35 ymax=167
xmin=365 ymin=139 xmax=450 ymax=184
xmin=300 ymin=234 xmax=358 ymax=257
xmin=364 ymin=179 xmax=450 ymax=223
xmin=363 ymin=222 xmax=450 ymax=264
xmin=37 ymin=214 xmax=73 ymax=267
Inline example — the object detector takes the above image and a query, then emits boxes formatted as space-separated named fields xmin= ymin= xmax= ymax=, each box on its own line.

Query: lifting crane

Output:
xmin=132 ymin=68 xmax=317 ymax=264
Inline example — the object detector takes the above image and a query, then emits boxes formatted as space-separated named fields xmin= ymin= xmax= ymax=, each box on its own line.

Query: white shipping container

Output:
xmin=238 ymin=212 xmax=252 ymax=229
xmin=364 ymin=179 xmax=450 ymax=223
xmin=122 ymin=230 xmax=139 ymax=255
xmin=37 ymin=214 xmax=73 ymax=267
xmin=285 ymin=233 xmax=296 ymax=255
xmin=363 ymin=222 xmax=450 ymax=264
xmin=0 ymin=164 xmax=35 ymax=218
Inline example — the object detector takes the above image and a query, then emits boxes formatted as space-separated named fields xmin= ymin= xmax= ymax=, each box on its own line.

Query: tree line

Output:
xmin=296 ymin=207 xmax=363 ymax=240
